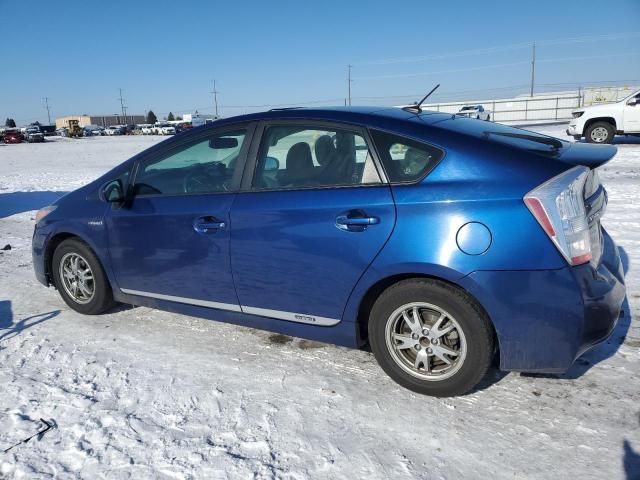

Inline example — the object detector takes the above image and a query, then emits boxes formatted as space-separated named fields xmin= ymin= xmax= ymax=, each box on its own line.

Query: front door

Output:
xmin=106 ymin=126 xmax=252 ymax=310
xmin=623 ymin=91 xmax=640 ymax=132
xmin=230 ymin=122 xmax=396 ymax=325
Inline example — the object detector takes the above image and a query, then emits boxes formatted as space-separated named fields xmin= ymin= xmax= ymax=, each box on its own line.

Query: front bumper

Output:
xmin=459 ymin=229 xmax=625 ymax=372
xmin=32 ymin=226 xmax=51 ymax=286
xmin=566 ymin=123 xmax=580 ymax=136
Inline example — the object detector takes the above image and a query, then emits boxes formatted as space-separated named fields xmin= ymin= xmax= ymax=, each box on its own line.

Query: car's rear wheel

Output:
xmin=585 ymin=121 xmax=615 ymax=144
xmin=369 ymin=279 xmax=494 ymax=397
xmin=52 ymin=238 xmax=116 ymax=315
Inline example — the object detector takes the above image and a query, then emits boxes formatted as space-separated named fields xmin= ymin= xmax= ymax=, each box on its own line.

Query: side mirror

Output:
xmin=209 ymin=136 xmax=238 ymax=149
xmin=627 ymin=97 xmax=639 ymax=106
xmin=265 ymin=156 xmax=280 ymax=171
xmin=99 ymin=179 xmax=124 ymax=203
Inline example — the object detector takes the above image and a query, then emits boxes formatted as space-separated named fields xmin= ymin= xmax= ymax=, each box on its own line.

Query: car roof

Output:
xmin=201 ymin=106 xmax=456 ymax=132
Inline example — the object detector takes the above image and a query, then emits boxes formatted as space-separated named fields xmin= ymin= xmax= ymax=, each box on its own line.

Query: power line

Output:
xmin=43 ymin=97 xmax=51 ymax=125
xmin=211 ymin=80 xmax=219 ymax=117
xmin=347 ymin=65 xmax=353 ymax=106
xmin=530 ymin=43 xmax=536 ymax=97
xmin=354 ymin=52 xmax=640 ymax=81
xmin=118 ymin=88 xmax=127 ymax=124
xmin=356 ymin=31 xmax=640 ymax=67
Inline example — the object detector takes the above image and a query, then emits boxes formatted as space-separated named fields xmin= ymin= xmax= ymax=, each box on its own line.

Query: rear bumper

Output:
xmin=459 ymin=229 xmax=625 ymax=372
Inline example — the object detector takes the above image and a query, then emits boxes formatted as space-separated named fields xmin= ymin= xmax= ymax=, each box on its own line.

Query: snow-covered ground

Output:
xmin=0 ymin=129 xmax=639 ymax=479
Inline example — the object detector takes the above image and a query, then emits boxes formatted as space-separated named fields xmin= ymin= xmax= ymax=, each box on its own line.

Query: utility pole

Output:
xmin=43 ymin=97 xmax=51 ymax=125
xmin=530 ymin=43 xmax=536 ymax=97
xmin=118 ymin=88 xmax=127 ymax=123
xmin=347 ymin=64 xmax=353 ymax=106
xmin=211 ymin=80 xmax=219 ymax=118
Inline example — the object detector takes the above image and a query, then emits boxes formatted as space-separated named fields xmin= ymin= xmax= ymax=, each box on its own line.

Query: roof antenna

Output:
xmin=403 ymin=84 xmax=440 ymax=113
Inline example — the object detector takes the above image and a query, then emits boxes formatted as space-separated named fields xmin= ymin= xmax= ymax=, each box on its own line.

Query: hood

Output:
xmin=573 ymin=102 xmax=620 ymax=115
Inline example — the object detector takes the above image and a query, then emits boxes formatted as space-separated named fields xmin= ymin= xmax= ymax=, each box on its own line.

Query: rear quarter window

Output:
xmin=370 ymin=130 xmax=444 ymax=183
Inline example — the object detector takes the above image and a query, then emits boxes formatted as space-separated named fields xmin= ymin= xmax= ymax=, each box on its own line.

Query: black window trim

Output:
xmin=130 ymin=122 xmax=257 ymax=199
xmin=366 ymin=127 xmax=447 ymax=186
xmin=239 ymin=119 xmax=389 ymax=193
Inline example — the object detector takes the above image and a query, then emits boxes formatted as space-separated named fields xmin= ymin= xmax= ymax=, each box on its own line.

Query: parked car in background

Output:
xmin=456 ymin=105 xmax=491 ymax=121
xmin=40 ymin=125 xmax=56 ymax=136
xmin=154 ymin=122 xmax=176 ymax=135
xmin=174 ymin=122 xmax=192 ymax=134
xmin=32 ymin=107 xmax=625 ymax=397
xmin=567 ymin=89 xmax=640 ymax=144
xmin=4 ymin=129 xmax=24 ymax=144
xmin=25 ymin=127 xmax=45 ymax=143
xmin=105 ymin=126 xmax=123 ymax=136
xmin=140 ymin=124 xmax=155 ymax=135
xmin=84 ymin=125 xmax=105 ymax=137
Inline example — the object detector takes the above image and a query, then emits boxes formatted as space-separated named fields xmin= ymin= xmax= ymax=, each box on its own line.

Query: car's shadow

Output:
xmin=0 ymin=191 xmax=68 ymax=218
xmin=523 ymin=246 xmax=632 ymax=381
xmin=576 ymin=136 xmax=640 ymax=145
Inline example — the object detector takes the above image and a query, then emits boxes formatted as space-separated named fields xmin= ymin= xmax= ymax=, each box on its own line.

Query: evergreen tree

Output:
xmin=167 ymin=112 xmax=175 ymax=121
xmin=5 ymin=118 xmax=16 ymax=128
xmin=146 ymin=110 xmax=157 ymax=124
xmin=176 ymin=115 xmax=183 ymax=121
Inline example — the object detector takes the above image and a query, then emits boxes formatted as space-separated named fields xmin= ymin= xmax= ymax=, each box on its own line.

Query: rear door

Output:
xmin=106 ymin=125 xmax=254 ymax=310
xmin=229 ymin=121 xmax=396 ymax=325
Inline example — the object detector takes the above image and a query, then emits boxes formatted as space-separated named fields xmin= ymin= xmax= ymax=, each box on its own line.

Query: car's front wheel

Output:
xmin=52 ymin=238 xmax=116 ymax=315
xmin=369 ymin=278 xmax=494 ymax=397
xmin=585 ymin=121 xmax=615 ymax=144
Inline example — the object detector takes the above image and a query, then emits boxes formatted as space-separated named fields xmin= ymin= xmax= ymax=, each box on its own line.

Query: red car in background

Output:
xmin=3 ymin=130 xmax=24 ymax=144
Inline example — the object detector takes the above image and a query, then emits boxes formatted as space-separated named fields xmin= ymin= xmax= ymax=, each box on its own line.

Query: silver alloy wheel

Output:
xmin=59 ymin=252 xmax=95 ymax=304
xmin=590 ymin=126 xmax=609 ymax=143
xmin=385 ymin=302 xmax=467 ymax=381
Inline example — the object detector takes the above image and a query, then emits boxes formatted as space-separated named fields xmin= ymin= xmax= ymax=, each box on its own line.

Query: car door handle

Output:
xmin=336 ymin=211 xmax=380 ymax=232
xmin=193 ymin=216 xmax=226 ymax=234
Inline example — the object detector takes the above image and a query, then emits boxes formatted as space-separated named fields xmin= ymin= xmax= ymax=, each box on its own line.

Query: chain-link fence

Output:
xmin=420 ymin=85 xmax=638 ymax=124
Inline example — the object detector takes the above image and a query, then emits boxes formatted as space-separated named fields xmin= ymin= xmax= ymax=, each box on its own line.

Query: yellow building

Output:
xmin=55 ymin=114 xmax=146 ymax=129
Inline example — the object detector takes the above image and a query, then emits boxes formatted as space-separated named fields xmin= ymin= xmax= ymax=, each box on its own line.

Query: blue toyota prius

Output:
xmin=32 ymin=107 xmax=626 ymax=396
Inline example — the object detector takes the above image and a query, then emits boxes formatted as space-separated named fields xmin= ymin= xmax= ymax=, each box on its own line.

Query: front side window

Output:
xmin=371 ymin=130 xmax=444 ymax=183
xmin=252 ymin=125 xmax=381 ymax=190
xmin=134 ymin=129 xmax=246 ymax=195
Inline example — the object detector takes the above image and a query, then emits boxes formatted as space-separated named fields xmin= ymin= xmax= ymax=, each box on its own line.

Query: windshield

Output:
xmin=460 ymin=106 xmax=475 ymax=111
xmin=623 ymin=89 xmax=640 ymax=101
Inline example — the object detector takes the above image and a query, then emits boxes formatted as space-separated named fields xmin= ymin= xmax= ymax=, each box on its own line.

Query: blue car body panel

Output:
xmin=230 ymin=186 xmax=396 ymax=323
xmin=105 ymin=194 xmax=239 ymax=309
xmin=32 ymin=107 xmax=626 ymax=372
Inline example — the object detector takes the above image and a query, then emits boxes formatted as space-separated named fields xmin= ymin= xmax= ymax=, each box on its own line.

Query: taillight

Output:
xmin=524 ymin=166 xmax=592 ymax=266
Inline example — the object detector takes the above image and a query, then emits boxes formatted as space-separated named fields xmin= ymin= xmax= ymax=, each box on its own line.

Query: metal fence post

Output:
xmin=525 ymin=100 xmax=528 ymax=121
xmin=555 ymin=97 xmax=559 ymax=121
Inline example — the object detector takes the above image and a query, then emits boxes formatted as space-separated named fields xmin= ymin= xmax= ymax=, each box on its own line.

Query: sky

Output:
xmin=2 ymin=0 xmax=639 ymax=125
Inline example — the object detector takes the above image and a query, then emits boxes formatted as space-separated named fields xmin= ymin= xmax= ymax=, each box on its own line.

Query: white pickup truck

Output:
xmin=567 ymin=89 xmax=640 ymax=143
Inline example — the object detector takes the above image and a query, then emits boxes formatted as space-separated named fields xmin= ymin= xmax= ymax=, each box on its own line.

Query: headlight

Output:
xmin=572 ymin=111 xmax=584 ymax=119
xmin=35 ymin=205 xmax=57 ymax=223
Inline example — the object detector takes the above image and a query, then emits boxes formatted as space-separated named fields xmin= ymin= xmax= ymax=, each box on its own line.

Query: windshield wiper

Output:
xmin=481 ymin=131 xmax=564 ymax=150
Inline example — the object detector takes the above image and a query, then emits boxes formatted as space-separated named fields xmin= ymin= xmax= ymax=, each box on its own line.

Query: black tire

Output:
xmin=369 ymin=278 xmax=494 ymax=397
xmin=486 ymin=115 xmax=491 ymax=121
xmin=585 ymin=121 xmax=615 ymax=144
xmin=51 ymin=238 xmax=116 ymax=315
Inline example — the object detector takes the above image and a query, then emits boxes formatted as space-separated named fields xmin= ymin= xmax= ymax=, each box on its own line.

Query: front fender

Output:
xmin=38 ymin=205 xmax=117 ymax=290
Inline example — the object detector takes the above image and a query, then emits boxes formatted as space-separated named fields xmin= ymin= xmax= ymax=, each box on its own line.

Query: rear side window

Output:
xmin=252 ymin=125 xmax=381 ymax=190
xmin=370 ymin=130 xmax=444 ymax=183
